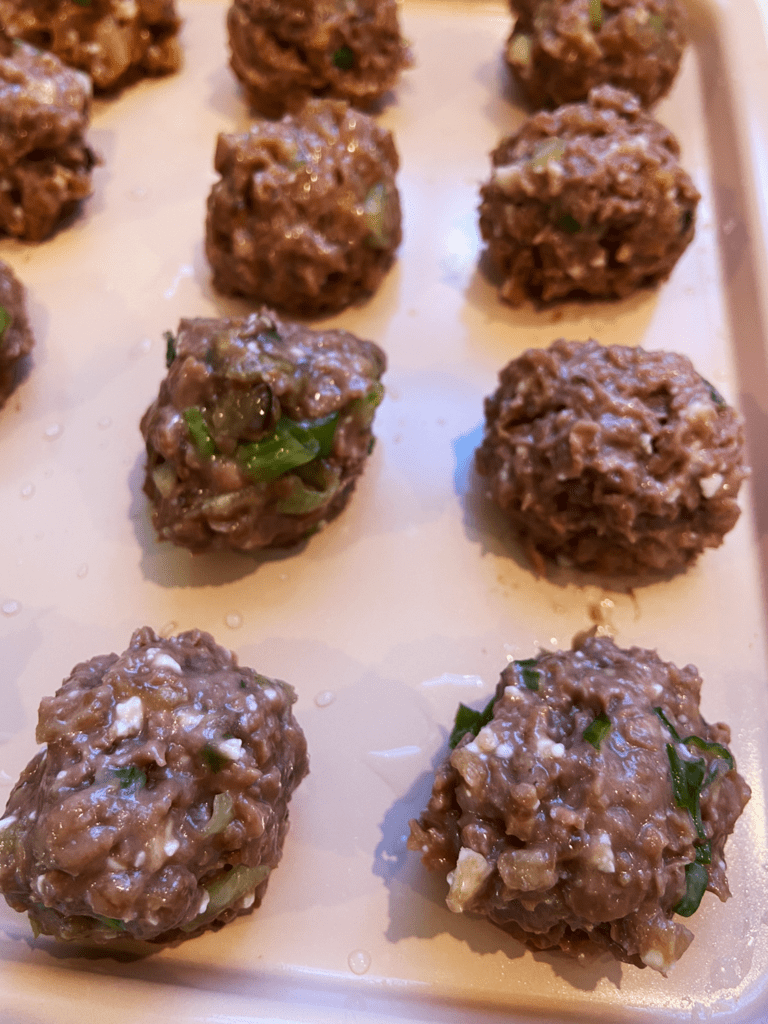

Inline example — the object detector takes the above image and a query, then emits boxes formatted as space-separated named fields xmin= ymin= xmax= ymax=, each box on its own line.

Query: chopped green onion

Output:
xmin=202 ymin=744 xmax=229 ymax=774
xmin=700 ymin=377 xmax=725 ymax=408
xmin=203 ymin=792 xmax=235 ymax=836
xmin=332 ymin=45 xmax=355 ymax=71
xmin=238 ymin=418 xmax=320 ymax=483
xmin=111 ymin=766 xmax=146 ymax=791
xmin=180 ymin=864 xmax=270 ymax=932
xmin=684 ymin=735 xmax=734 ymax=770
xmin=364 ymin=183 xmax=389 ymax=249
xmin=583 ymin=712 xmax=611 ymax=750
xmin=92 ymin=914 xmax=126 ymax=931
xmin=152 ymin=462 xmax=177 ymax=499
xmin=274 ymin=472 xmax=340 ymax=515
xmin=449 ymin=695 xmax=496 ymax=749
xmin=589 ymin=0 xmax=602 ymax=31
xmin=557 ymin=213 xmax=582 ymax=234
xmin=695 ymin=840 xmax=712 ymax=866
xmin=666 ymin=742 xmax=707 ymax=842
xmin=349 ymin=382 xmax=385 ymax=427
xmin=674 ymin=861 xmax=708 ymax=917
xmin=164 ymin=330 xmax=176 ymax=367
xmin=530 ymin=137 xmax=566 ymax=170
xmin=0 ymin=304 xmax=10 ymax=338
xmin=184 ymin=407 xmax=216 ymax=458
xmin=653 ymin=706 xmax=681 ymax=743
xmin=290 ymin=411 xmax=339 ymax=459
xmin=515 ymin=658 xmax=540 ymax=692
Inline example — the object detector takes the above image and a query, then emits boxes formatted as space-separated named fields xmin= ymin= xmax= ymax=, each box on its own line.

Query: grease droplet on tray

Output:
xmin=2 ymin=600 xmax=21 ymax=617
xmin=44 ymin=423 xmax=62 ymax=440
xmin=97 ymin=416 xmax=112 ymax=430
xmin=19 ymin=483 xmax=34 ymax=499
xmin=347 ymin=949 xmax=371 ymax=975
xmin=225 ymin=611 xmax=243 ymax=629
xmin=314 ymin=690 xmax=336 ymax=708
xmin=76 ymin=564 xmax=88 ymax=579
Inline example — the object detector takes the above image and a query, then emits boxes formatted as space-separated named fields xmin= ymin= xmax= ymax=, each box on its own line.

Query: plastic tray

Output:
xmin=1 ymin=1 xmax=768 ymax=1021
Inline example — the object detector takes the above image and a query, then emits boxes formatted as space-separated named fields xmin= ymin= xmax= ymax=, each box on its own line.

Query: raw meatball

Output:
xmin=0 ymin=0 xmax=181 ymax=91
xmin=205 ymin=98 xmax=402 ymax=316
xmin=478 ymin=85 xmax=699 ymax=305
xmin=506 ymin=0 xmax=687 ymax=109
xmin=0 ymin=39 xmax=97 ymax=241
xmin=475 ymin=339 xmax=748 ymax=575
xmin=409 ymin=634 xmax=750 ymax=973
xmin=0 ymin=627 xmax=309 ymax=945
xmin=227 ymin=0 xmax=410 ymax=118
xmin=0 ymin=260 xmax=34 ymax=406
xmin=140 ymin=309 xmax=386 ymax=553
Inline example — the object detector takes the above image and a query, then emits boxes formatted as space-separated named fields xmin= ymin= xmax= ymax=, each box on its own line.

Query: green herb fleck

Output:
xmin=164 ymin=330 xmax=177 ymax=367
xmin=238 ymin=418 xmax=320 ymax=483
xmin=557 ymin=213 xmax=582 ymax=235
xmin=111 ymin=766 xmax=147 ymax=790
xmin=332 ymin=45 xmax=355 ymax=71
xmin=589 ymin=0 xmax=602 ymax=31
xmin=583 ymin=712 xmax=611 ymax=750
xmin=364 ymin=183 xmax=390 ymax=249
xmin=0 ymin=304 xmax=10 ymax=338
xmin=530 ymin=137 xmax=566 ymax=170
xmin=92 ymin=914 xmax=126 ymax=931
xmin=183 ymin=407 xmax=216 ymax=458
xmin=515 ymin=658 xmax=540 ymax=692
xmin=202 ymin=745 xmax=229 ymax=773
xmin=700 ymin=376 xmax=726 ymax=407
xmin=653 ymin=706 xmax=680 ymax=743
xmin=674 ymin=861 xmax=708 ymax=917
xmin=449 ymin=696 xmax=496 ymax=749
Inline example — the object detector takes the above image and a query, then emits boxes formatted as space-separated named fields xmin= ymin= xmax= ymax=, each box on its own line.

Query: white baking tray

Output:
xmin=1 ymin=1 xmax=768 ymax=1021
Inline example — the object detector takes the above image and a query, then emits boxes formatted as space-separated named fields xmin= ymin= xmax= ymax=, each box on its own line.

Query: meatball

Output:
xmin=408 ymin=634 xmax=751 ymax=974
xmin=0 ymin=0 xmax=181 ymax=92
xmin=140 ymin=309 xmax=386 ymax=553
xmin=205 ymin=98 xmax=402 ymax=316
xmin=0 ymin=627 xmax=309 ymax=945
xmin=0 ymin=260 xmax=34 ymax=406
xmin=0 ymin=40 xmax=97 ymax=241
xmin=227 ymin=0 xmax=410 ymax=118
xmin=506 ymin=0 xmax=687 ymax=109
xmin=478 ymin=85 xmax=699 ymax=305
xmin=475 ymin=339 xmax=749 ymax=576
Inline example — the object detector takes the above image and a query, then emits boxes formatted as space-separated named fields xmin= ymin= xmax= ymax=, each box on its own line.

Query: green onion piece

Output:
xmin=332 ymin=45 xmax=355 ymax=71
xmin=111 ymin=766 xmax=147 ymax=791
xmin=700 ymin=377 xmax=725 ymax=407
xmin=683 ymin=734 xmax=734 ymax=770
xmin=583 ymin=712 xmax=611 ymax=750
xmin=695 ymin=840 xmax=712 ymax=866
xmin=589 ymin=0 xmax=603 ymax=31
xmin=666 ymin=742 xmax=707 ymax=842
xmin=515 ymin=658 xmax=540 ymax=692
xmin=151 ymin=462 xmax=177 ymax=499
xmin=202 ymin=744 xmax=229 ymax=774
xmin=180 ymin=864 xmax=271 ymax=932
xmin=202 ymin=792 xmax=235 ymax=836
xmin=29 ymin=914 xmax=42 ymax=939
xmin=164 ymin=330 xmax=177 ymax=367
xmin=0 ymin=304 xmax=10 ymax=338
xmin=184 ymin=407 xmax=216 ymax=458
xmin=449 ymin=695 xmax=496 ymax=749
xmin=238 ymin=418 xmax=320 ymax=483
xmin=92 ymin=914 xmax=126 ymax=931
xmin=290 ymin=412 xmax=339 ymax=459
xmin=530 ymin=137 xmax=566 ymax=170
xmin=557 ymin=213 xmax=582 ymax=234
xmin=364 ymin=183 xmax=389 ymax=249
xmin=274 ymin=472 xmax=340 ymax=515
xmin=653 ymin=706 xmax=681 ymax=743
xmin=349 ymin=382 xmax=385 ymax=428
xmin=674 ymin=861 xmax=708 ymax=917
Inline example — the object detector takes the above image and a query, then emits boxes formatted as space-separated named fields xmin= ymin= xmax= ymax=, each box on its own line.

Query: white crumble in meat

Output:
xmin=0 ymin=627 xmax=309 ymax=945
xmin=475 ymin=339 xmax=748 ymax=576
xmin=140 ymin=309 xmax=386 ymax=553
xmin=408 ymin=635 xmax=750 ymax=973
xmin=0 ymin=259 xmax=34 ymax=406
xmin=0 ymin=0 xmax=181 ymax=92
xmin=478 ymin=85 xmax=699 ymax=306
xmin=506 ymin=0 xmax=687 ymax=109
xmin=227 ymin=0 xmax=410 ymax=118
xmin=205 ymin=98 xmax=402 ymax=316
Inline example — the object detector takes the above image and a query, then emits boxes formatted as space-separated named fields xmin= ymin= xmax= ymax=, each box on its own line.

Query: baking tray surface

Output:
xmin=1 ymin=1 xmax=768 ymax=1021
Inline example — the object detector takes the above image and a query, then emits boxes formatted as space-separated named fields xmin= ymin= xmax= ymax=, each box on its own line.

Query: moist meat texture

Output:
xmin=506 ymin=0 xmax=687 ymax=109
xmin=141 ymin=309 xmax=386 ymax=553
xmin=205 ymin=98 xmax=401 ymax=316
xmin=0 ymin=627 xmax=309 ymax=945
xmin=475 ymin=339 xmax=748 ymax=576
xmin=0 ymin=39 xmax=97 ymax=241
xmin=0 ymin=0 xmax=181 ymax=92
xmin=0 ymin=260 xmax=34 ymax=406
xmin=408 ymin=634 xmax=750 ymax=974
xmin=228 ymin=0 xmax=410 ymax=118
xmin=478 ymin=85 xmax=699 ymax=305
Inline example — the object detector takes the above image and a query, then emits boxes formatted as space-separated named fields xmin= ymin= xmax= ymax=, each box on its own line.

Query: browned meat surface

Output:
xmin=0 ymin=627 xmax=309 ymax=945
xmin=0 ymin=0 xmax=181 ymax=91
xmin=141 ymin=309 xmax=386 ymax=553
xmin=475 ymin=339 xmax=748 ymax=576
xmin=409 ymin=634 xmax=750 ymax=974
xmin=227 ymin=0 xmax=410 ymax=118
xmin=206 ymin=99 xmax=402 ymax=316
xmin=0 ymin=40 xmax=97 ymax=241
xmin=478 ymin=86 xmax=699 ymax=305
xmin=506 ymin=0 xmax=687 ymax=109
xmin=0 ymin=260 xmax=34 ymax=406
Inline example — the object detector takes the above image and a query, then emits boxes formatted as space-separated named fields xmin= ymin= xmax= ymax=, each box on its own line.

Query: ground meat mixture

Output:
xmin=0 ymin=0 xmax=181 ymax=92
xmin=0 ymin=260 xmax=34 ymax=406
xmin=140 ymin=309 xmax=386 ymax=553
xmin=0 ymin=627 xmax=309 ymax=945
xmin=478 ymin=85 xmax=699 ymax=306
xmin=0 ymin=39 xmax=97 ymax=241
xmin=506 ymin=0 xmax=687 ymax=109
xmin=409 ymin=634 xmax=750 ymax=974
xmin=475 ymin=339 xmax=748 ymax=576
xmin=227 ymin=0 xmax=410 ymax=118
xmin=205 ymin=99 xmax=402 ymax=316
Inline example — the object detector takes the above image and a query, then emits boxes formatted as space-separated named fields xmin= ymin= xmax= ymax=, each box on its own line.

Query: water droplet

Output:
xmin=97 ymin=416 xmax=112 ymax=430
xmin=130 ymin=186 xmax=148 ymax=200
xmin=315 ymin=690 xmax=336 ymax=708
xmin=1 ymin=600 xmax=21 ymax=617
xmin=20 ymin=482 xmax=35 ymax=499
xmin=76 ymin=564 xmax=88 ymax=579
xmin=44 ymin=423 xmax=62 ymax=440
xmin=159 ymin=621 xmax=178 ymax=638
xmin=347 ymin=949 xmax=371 ymax=975
xmin=130 ymin=338 xmax=152 ymax=360
xmin=225 ymin=611 xmax=242 ymax=629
